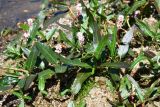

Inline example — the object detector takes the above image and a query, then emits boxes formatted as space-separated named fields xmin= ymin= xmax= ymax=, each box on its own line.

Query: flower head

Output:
xmin=117 ymin=14 xmax=124 ymax=29
xmin=27 ymin=18 xmax=34 ymax=26
xmin=77 ymin=32 xmax=85 ymax=46
xmin=23 ymin=32 xmax=29 ymax=38
xmin=118 ymin=15 xmax=124 ymax=22
xmin=76 ymin=3 xmax=83 ymax=15
xmin=55 ymin=44 xmax=62 ymax=53
xmin=134 ymin=10 xmax=140 ymax=18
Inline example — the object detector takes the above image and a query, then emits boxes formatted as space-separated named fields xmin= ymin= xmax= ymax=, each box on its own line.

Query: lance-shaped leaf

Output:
xmin=25 ymin=46 xmax=39 ymax=71
xmin=154 ymin=0 xmax=160 ymax=14
xmin=27 ymin=19 xmax=39 ymax=45
xmin=136 ymin=19 xmax=155 ymax=38
xmin=130 ymin=53 xmax=147 ymax=70
xmin=100 ymin=62 xmax=130 ymax=69
xmin=127 ymin=75 xmax=144 ymax=102
xmin=36 ymin=42 xmax=59 ymax=64
xmin=0 ymin=76 xmax=19 ymax=91
xmin=144 ymin=79 xmax=160 ymax=99
xmin=38 ymin=69 xmax=55 ymax=91
xmin=36 ymin=42 xmax=91 ymax=68
xmin=119 ymin=76 xmax=131 ymax=100
xmin=86 ymin=8 xmax=101 ymax=50
xmin=21 ymin=47 xmax=30 ymax=57
xmin=59 ymin=58 xmax=92 ymax=68
xmin=24 ymin=74 xmax=37 ymax=90
xmin=71 ymin=72 xmax=92 ymax=95
xmin=38 ymin=77 xmax=45 ymax=91
xmin=46 ymin=28 xmax=56 ymax=41
xmin=55 ymin=64 xmax=67 ymax=73
xmin=126 ymin=0 xmax=146 ymax=15
xmin=18 ymin=74 xmax=37 ymax=90
xmin=110 ymin=26 xmax=117 ymax=58
xmin=59 ymin=30 xmax=75 ymax=47
xmin=94 ymin=35 xmax=108 ymax=59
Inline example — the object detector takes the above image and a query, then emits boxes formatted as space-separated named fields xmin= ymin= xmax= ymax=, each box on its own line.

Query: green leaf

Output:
xmin=38 ymin=77 xmax=45 ymax=91
xmin=110 ymin=26 xmax=117 ymax=58
xmin=71 ymin=72 xmax=92 ymax=95
xmin=24 ymin=74 xmax=37 ymax=90
xmin=100 ymin=62 xmax=130 ymax=69
xmin=41 ymin=0 xmax=49 ymax=9
xmin=21 ymin=47 xmax=30 ymax=57
xmin=38 ymin=69 xmax=54 ymax=91
xmin=36 ymin=42 xmax=59 ymax=64
xmin=130 ymin=53 xmax=147 ymax=70
xmin=46 ymin=28 xmax=56 ymax=41
xmin=17 ymin=74 xmax=37 ymax=90
xmin=144 ymin=79 xmax=160 ymax=99
xmin=77 ymin=100 xmax=86 ymax=107
xmin=27 ymin=19 xmax=39 ymax=44
xmin=13 ymin=91 xmax=23 ymax=98
xmin=18 ymin=99 xmax=25 ymax=107
xmin=19 ymin=23 xmax=29 ymax=31
xmin=94 ymin=35 xmax=108 ymax=59
xmin=154 ymin=0 xmax=160 ymax=14
xmin=0 ymin=76 xmax=19 ymax=86
xmin=86 ymin=8 xmax=101 ymax=49
xmin=59 ymin=30 xmax=75 ymax=47
xmin=60 ymin=58 xmax=92 ymax=68
xmin=38 ymin=10 xmax=46 ymax=28
xmin=25 ymin=46 xmax=39 ymax=71
xmin=119 ymin=76 xmax=131 ymax=100
xmin=127 ymin=75 xmax=144 ymax=102
xmin=55 ymin=65 xmax=67 ymax=73
xmin=108 ymin=68 xmax=120 ymax=88
xmin=126 ymin=0 xmax=146 ymax=15
xmin=36 ymin=42 xmax=91 ymax=68
xmin=136 ymin=19 xmax=156 ymax=38
xmin=38 ymin=69 xmax=55 ymax=80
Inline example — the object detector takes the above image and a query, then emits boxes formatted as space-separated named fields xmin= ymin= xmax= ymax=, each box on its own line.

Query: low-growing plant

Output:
xmin=0 ymin=0 xmax=160 ymax=106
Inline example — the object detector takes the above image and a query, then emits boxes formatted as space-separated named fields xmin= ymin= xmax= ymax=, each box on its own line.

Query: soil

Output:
xmin=0 ymin=0 xmax=41 ymax=30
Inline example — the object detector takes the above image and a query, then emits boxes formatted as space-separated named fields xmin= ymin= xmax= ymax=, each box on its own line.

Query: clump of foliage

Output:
xmin=0 ymin=0 xmax=160 ymax=106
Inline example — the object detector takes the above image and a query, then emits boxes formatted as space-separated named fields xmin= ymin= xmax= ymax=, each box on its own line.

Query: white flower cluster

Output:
xmin=23 ymin=18 xmax=34 ymax=38
xmin=55 ymin=44 xmax=62 ymax=53
xmin=23 ymin=32 xmax=29 ymax=38
xmin=117 ymin=15 xmax=124 ymax=29
xmin=27 ymin=18 xmax=34 ymax=27
xmin=77 ymin=32 xmax=85 ymax=46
